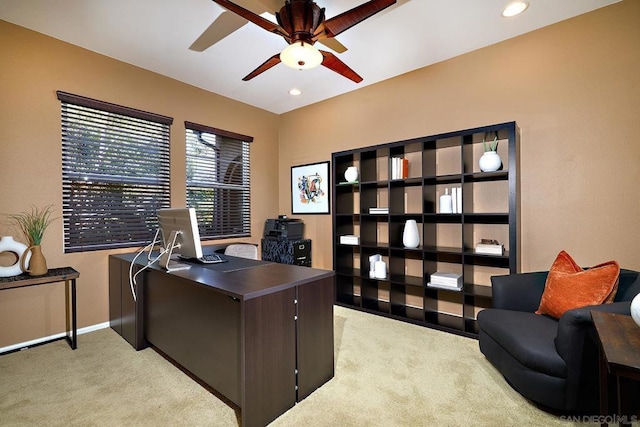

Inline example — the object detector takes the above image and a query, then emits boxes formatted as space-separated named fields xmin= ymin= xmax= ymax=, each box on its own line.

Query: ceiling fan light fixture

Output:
xmin=280 ymin=41 xmax=323 ymax=71
xmin=502 ymin=0 xmax=529 ymax=17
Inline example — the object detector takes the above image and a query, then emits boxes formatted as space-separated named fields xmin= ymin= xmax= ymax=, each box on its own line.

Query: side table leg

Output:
xmin=617 ymin=376 xmax=632 ymax=427
xmin=600 ymin=346 xmax=608 ymax=427
xmin=65 ymin=278 xmax=78 ymax=350
xmin=71 ymin=278 xmax=77 ymax=349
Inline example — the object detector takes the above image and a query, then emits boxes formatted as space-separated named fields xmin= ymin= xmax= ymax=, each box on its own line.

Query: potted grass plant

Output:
xmin=7 ymin=204 xmax=55 ymax=276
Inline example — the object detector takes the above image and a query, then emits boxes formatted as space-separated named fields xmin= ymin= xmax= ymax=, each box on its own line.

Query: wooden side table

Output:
xmin=591 ymin=310 xmax=640 ymax=426
xmin=0 ymin=267 xmax=79 ymax=353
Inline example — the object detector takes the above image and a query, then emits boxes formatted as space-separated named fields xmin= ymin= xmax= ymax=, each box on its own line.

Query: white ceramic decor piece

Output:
xmin=479 ymin=151 xmax=502 ymax=172
xmin=344 ymin=166 xmax=358 ymax=183
xmin=0 ymin=236 xmax=30 ymax=277
xmin=402 ymin=219 xmax=420 ymax=248
xmin=631 ymin=293 xmax=640 ymax=327
xmin=374 ymin=260 xmax=387 ymax=279
xmin=439 ymin=188 xmax=453 ymax=214
xmin=369 ymin=254 xmax=381 ymax=278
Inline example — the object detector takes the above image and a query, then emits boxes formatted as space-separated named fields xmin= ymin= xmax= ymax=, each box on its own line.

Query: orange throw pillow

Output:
xmin=536 ymin=250 xmax=620 ymax=319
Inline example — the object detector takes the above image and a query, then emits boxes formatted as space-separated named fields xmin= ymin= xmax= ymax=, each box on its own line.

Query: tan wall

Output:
xmin=0 ymin=20 xmax=280 ymax=347
xmin=2 ymin=1 xmax=639 ymax=348
xmin=279 ymin=1 xmax=640 ymax=273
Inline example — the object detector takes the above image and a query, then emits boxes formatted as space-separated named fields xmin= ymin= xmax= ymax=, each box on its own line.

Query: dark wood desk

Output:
xmin=109 ymin=253 xmax=334 ymax=427
xmin=592 ymin=311 xmax=640 ymax=426
xmin=0 ymin=267 xmax=79 ymax=353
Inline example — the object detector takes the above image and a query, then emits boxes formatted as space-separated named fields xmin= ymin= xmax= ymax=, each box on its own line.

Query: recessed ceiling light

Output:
xmin=502 ymin=0 xmax=529 ymax=17
xmin=289 ymin=88 xmax=302 ymax=96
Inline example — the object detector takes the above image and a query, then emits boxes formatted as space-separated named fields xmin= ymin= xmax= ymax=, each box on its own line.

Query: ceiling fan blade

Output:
xmin=242 ymin=54 xmax=282 ymax=81
xmin=253 ymin=0 xmax=285 ymax=12
xmin=320 ymin=50 xmax=363 ymax=83
xmin=212 ymin=0 xmax=289 ymax=38
xmin=316 ymin=37 xmax=347 ymax=54
xmin=323 ymin=0 xmax=396 ymax=37
xmin=190 ymin=11 xmax=248 ymax=52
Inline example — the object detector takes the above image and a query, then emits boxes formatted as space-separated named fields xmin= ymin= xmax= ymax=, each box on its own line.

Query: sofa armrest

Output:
xmin=555 ymin=301 xmax=631 ymax=363
xmin=552 ymin=302 xmax=631 ymax=410
xmin=491 ymin=271 xmax=548 ymax=312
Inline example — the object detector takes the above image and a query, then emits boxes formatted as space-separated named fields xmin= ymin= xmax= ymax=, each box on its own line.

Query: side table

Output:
xmin=591 ymin=310 xmax=640 ymax=426
xmin=0 ymin=267 xmax=79 ymax=353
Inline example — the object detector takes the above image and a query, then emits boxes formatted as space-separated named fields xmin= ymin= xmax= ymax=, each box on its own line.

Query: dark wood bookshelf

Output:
xmin=331 ymin=121 xmax=520 ymax=338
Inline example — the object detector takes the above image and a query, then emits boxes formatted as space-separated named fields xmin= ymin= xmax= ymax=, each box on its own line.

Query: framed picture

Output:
xmin=291 ymin=161 xmax=330 ymax=215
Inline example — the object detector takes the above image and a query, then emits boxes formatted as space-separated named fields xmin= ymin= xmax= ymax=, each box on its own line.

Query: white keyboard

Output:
xmin=200 ymin=254 xmax=226 ymax=264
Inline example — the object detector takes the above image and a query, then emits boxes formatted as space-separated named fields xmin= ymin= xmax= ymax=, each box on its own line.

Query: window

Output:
xmin=58 ymin=91 xmax=172 ymax=253
xmin=185 ymin=121 xmax=252 ymax=239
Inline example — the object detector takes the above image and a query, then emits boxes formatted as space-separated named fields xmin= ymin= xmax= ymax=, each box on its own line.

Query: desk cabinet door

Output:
xmin=145 ymin=270 xmax=242 ymax=406
xmin=108 ymin=257 xmax=122 ymax=335
xmin=243 ymin=287 xmax=297 ymax=426
xmin=296 ymin=276 xmax=335 ymax=400
xmin=108 ymin=256 xmax=146 ymax=350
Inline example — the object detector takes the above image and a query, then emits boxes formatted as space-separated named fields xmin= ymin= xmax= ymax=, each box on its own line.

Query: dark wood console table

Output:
xmin=109 ymin=253 xmax=334 ymax=427
xmin=592 ymin=311 xmax=640 ymax=426
xmin=0 ymin=267 xmax=79 ymax=353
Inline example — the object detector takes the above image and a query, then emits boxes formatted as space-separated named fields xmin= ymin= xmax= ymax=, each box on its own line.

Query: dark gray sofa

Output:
xmin=477 ymin=268 xmax=640 ymax=413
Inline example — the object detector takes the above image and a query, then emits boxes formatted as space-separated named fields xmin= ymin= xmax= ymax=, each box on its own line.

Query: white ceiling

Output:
xmin=0 ymin=0 xmax=619 ymax=114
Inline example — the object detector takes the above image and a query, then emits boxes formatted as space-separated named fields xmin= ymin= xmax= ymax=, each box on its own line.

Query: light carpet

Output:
xmin=0 ymin=306 xmax=587 ymax=426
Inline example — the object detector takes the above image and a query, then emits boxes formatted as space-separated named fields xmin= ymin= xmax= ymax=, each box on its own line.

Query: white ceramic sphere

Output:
xmin=631 ymin=293 xmax=640 ymax=327
xmin=344 ymin=166 xmax=358 ymax=183
xmin=479 ymin=151 xmax=502 ymax=172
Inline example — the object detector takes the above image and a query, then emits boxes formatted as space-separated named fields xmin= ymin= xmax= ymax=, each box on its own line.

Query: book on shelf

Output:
xmin=475 ymin=244 xmax=504 ymax=255
xmin=474 ymin=239 xmax=504 ymax=255
xmin=427 ymin=281 xmax=463 ymax=291
xmin=390 ymin=157 xmax=409 ymax=180
xmin=369 ymin=207 xmax=389 ymax=214
xmin=451 ymin=187 xmax=457 ymax=214
xmin=429 ymin=272 xmax=462 ymax=289
xmin=339 ymin=235 xmax=360 ymax=245
xmin=450 ymin=187 xmax=462 ymax=214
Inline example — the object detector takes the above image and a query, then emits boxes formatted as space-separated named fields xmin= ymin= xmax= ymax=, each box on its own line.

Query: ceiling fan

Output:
xmin=206 ymin=0 xmax=397 ymax=83
xmin=191 ymin=0 xmax=348 ymax=54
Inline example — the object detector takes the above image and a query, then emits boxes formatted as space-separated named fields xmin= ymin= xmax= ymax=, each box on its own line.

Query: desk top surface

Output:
xmin=113 ymin=252 xmax=333 ymax=300
xmin=592 ymin=311 xmax=640 ymax=375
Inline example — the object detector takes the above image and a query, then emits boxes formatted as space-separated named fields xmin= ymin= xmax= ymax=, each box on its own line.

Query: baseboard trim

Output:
xmin=0 ymin=322 xmax=111 ymax=354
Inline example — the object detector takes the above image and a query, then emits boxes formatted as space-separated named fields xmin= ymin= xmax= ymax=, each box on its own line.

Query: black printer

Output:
xmin=263 ymin=215 xmax=304 ymax=241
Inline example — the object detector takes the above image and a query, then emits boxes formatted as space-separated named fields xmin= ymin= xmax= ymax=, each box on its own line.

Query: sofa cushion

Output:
xmin=478 ymin=328 xmax=570 ymax=410
xmin=536 ymin=250 xmax=619 ymax=319
xmin=477 ymin=308 xmax=567 ymax=378
xmin=615 ymin=269 xmax=640 ymax=302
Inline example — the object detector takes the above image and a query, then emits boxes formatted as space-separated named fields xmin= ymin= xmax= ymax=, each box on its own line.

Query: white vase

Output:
xmin=479 ymin=151 xmax=502 ymax=172
xmin=0 ymin=236 xmax=29 ymax=277
xmin=402 ymin=219 xmax=420 ymax=248
xmin=344 ymin=166 xmax=358 ymax=183
xmin=439 ymin=188 xmax=453 ymax=214
xmin=631 ymin=293 xmax=640 ymax=327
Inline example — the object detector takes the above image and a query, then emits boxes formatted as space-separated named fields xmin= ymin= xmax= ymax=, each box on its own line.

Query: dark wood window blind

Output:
xmin=58 ymin=91 xmax=173 ymax=252
xmin=185 ymin=121 xmax=252 ymax=240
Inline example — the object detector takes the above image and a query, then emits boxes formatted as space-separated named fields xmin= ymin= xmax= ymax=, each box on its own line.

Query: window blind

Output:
xmin=58 ymin=91 xmax=172 ymax=252
xmin=185 ymin=121 xmax=252 ymax=240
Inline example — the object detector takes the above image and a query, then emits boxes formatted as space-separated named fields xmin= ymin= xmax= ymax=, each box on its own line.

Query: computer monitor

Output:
xmin=156 ymin=208 xmax=203 ymax=270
